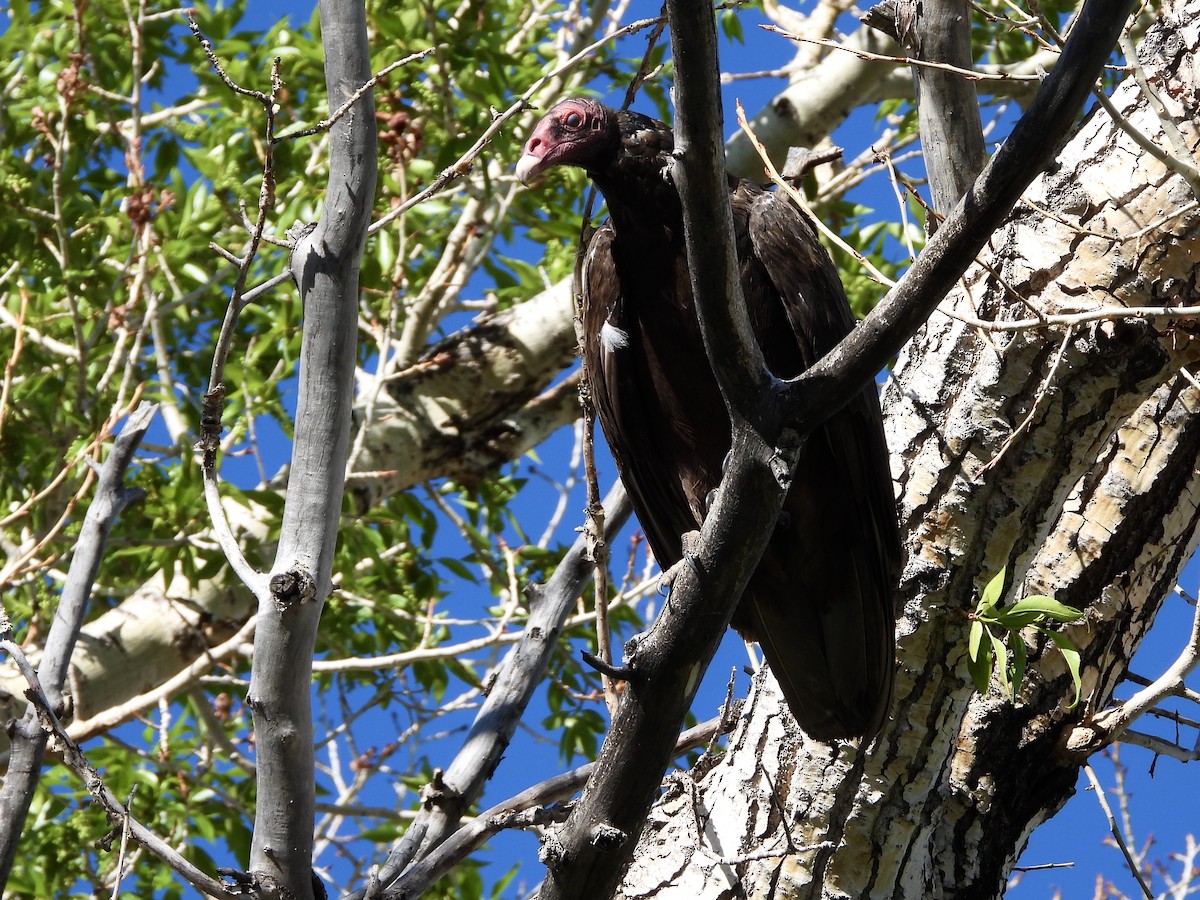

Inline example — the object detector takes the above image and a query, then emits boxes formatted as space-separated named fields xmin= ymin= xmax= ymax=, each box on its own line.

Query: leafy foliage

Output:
xmin=967 ymin=568 xmax=1085 ymax=706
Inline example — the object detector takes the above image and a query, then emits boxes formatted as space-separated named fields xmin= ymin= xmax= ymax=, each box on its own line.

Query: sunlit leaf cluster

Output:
xmin=967 ymin=567 xmax=1085 ymax=707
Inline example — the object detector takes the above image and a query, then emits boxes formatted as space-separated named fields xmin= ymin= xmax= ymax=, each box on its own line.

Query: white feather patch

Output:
xmin=600 ymin=321 xmax=630 ymax=352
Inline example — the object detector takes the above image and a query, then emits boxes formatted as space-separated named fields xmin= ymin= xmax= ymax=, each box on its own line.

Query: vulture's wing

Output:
xmin=732 ymin=183 xmax=901 ymax=740
xmin=580 ymin=223 xmax=712 ymax=568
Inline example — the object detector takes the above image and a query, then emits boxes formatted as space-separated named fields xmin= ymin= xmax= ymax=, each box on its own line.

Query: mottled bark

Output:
xmin=617 ymin=7 xmax=1200 ymax=898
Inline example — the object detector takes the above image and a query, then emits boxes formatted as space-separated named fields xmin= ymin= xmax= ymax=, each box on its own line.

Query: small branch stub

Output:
xmin=580 ymin=651 xmax=639 ymax=684
xmin=419 ymin=768 xmax=460 ymax=810
xmin=198 ymin=383 xmax=226 ymax=457
xmin=268 ymin=570 xmax=316 ymax=610
xmin=588 ymin=822 xmax=627 ymax=851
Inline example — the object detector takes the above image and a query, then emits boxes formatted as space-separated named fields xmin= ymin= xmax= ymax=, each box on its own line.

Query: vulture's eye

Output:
xmin=564 ymin=112 xmax=583 ymax=128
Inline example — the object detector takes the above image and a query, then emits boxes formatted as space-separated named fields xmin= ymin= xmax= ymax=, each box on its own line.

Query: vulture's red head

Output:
xmin=515 ymin=98 xmax=620 ymax=185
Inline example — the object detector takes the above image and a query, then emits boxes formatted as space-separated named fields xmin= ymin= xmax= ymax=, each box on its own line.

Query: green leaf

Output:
xmin=968 ymin=618 xmax=984 ymax=662
xmin=1004 ymin=596 xmax=1085 ymax=623
xmin=719 ymin=8 xmax=744 ymax=43
xmin=991 ymin=632 xmax=1012 ymax=700
xmin=1010 ymin=632 xmax=1027 ymax=699
xmin=488 ymin=864 xmax=521 ymax=900
xmin=439 ymin=556 xmax=479 ymax=583
xmin=1048 ymin=631 xmax=1084 ymax=708
xmin=990 ymin=609 xmax=1052 ymax=630
xmin=979 ymin=567 xmax=1007 ymax=613
xmin=966 ymin=624 xmax=994 ymax=694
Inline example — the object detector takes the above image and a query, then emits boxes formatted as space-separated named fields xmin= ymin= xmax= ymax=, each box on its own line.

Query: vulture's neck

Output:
xmin=587 ymin=111 xmax=680 ymax=244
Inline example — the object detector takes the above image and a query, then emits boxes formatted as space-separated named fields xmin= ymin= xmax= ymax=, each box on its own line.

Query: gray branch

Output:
xmin=0 ymin=401 xmax=156 ymax=888
xmin=0 ymin=634 xmax=237 ymax=899
xmin=386 ymin=716 xmax=727 ymax=899
xmin=344 ymin=481 xmax=632 ymax=899
xmin=889 ymin=0 xmax=987 ymax=215
xmin=246 ymin=0 xmax=377 ymax=895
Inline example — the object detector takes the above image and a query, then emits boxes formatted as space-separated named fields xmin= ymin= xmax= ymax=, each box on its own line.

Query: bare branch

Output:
xmin=65 ymin=615 xmax=258 ymax=744
xmin=246 ymin=0 xmax=377 ymax=893
xmin=275 ymin=47 xmax=438 ymax=143
xmin=0 ymin=401 xmax=156 ymax=885
xmin=938 ymin=299 xmax=1200 ymax=332
xmin=382 ymin=716 xmax=728 ymax=899
xmin=1091 ymin=76 xmax=1200 ymax=198
xmin=346 ymin=482 xmax=632 ymax=899
xmin=189 ymin=15 xmax=285 ymax=598
xmin=894 ymin=0 xmax=987 ymax=215
xmin=1075 ymin=591 xmax=1200 ymax=748
xmin=1083 ymin=764 xmax=1154 ymax=900
xmin=766 ymin=26 xmax=1040 ymax=83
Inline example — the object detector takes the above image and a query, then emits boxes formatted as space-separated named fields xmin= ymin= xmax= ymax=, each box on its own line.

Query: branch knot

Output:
xmin=268 ymin=569 xmax=317 ymax=610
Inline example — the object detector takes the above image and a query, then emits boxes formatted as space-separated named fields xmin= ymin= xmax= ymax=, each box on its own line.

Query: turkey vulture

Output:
xmin=516 ymin=98 xmax=900 ymax=741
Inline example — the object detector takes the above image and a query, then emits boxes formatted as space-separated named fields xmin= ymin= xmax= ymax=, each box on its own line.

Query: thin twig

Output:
xmin=1119 ymin=28 xmax=1200 ymax=195
xmin=1088 ymin=587 xmax=1200 ymax=740
xmin=385 ymin=716 xmax=730 ymax=898
xmin=66 ymin=615 xmax=258 ymax=743
xmin=0 ymin=636 xmax=238 ymax=899
xmin=580 ymin=331 xmax=618 ymax=716
xmin=1091 ymin=83 xmax=1200 ymax=198
xmin=734 ymin=100 xmax=897 ymax=289
xmin=938 ymin=301 xmax=1200 ymax=333
xmin=275 ymin=47 xmax=439 ymax=143
xmin=1083 ymin=764 xmax=1153 ymax=900
xmin=188 ymin=14 xmax=281 ymax=599
xmin=763 ymin=25 xmax=1043 ymax=81
xmin=368 ymin=14 xmax=666 ymax=236
xmin=110 ymin=785 xmax=137 ymax=900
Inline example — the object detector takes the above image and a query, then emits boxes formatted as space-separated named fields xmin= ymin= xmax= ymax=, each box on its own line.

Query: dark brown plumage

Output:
xmin=517 ymin=98 xmax=900 ymax=741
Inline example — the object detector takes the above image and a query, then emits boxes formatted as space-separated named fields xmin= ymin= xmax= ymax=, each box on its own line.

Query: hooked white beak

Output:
xmin=515 ymin=150 xmax=548 ymax=186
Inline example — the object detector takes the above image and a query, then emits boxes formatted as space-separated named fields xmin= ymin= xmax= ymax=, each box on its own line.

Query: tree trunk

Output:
xmin=617 ymin=6 xmax=1200 ymax=898
xmin=244 ymin=0 xmax=376 ymax=893
xmin=896 ymin=0 xmax=986 ymax=214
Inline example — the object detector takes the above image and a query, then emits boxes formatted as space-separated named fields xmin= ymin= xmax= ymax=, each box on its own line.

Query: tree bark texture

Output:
xmin=246 ymin=0 xmax=376 ymax=893
xmin=617 ymin=7 xmax=1200 ymax=898
xmin=899 ymin=0 xmax=986 ymax=214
